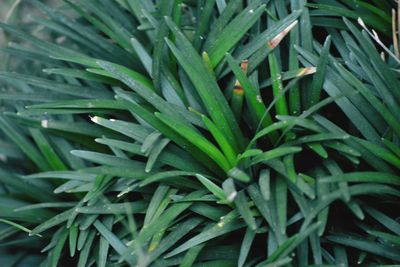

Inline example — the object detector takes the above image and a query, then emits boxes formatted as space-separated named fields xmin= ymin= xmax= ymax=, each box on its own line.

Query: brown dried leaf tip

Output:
xmin=297 ymin=67 xmax=317 ymax=77
xmin=268 ymin=20 xmax=298 ymax=49
xmin=233 ymin=60 xmax=249 ymax=94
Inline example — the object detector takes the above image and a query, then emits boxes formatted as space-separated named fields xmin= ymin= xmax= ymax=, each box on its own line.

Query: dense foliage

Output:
xmin=0 ymin=0 xmax=399 ymax=266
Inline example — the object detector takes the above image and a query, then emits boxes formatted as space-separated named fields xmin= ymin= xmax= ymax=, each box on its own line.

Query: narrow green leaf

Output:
xmin=0 ymin=169 xmax=57 ymax=202
xmin=51 ymin=227 xmax=69 ymax=267
xmin=145 ymin=138 xmax=170 ymax=172
xmin=164 ymin=211 xmax=244 ymax=258
xmin=31 ymin=208 xmax=74 ymax=236
xmin=259 ymin=169 xmax=271 ymax=200
xmin=382 ymin=138 xmax=400 ymax=158
xmin=333 ymin=61 xmax=400 ymax=137
xmin=143 ymin=185 xmax=172 ymax=227
xmin=268 ymin=52 xmax=289 ymax=115
xmin=136 ymin=191 xmax=205 ymax=244
xmin=307 ymin=143 xmax=328 ymax=158
xmin=97 ymin=62 xmax=198 ymax=127
xmin=0 ymin=71 xmax=112 ymax=99
xmin=364 ymin=207 xmax=400 ymax=235
xmin=131 ymin=37 xmax=153 ymax=76
xmin=94 ymin=220 xmax=135 ymax=265
xmin=98 ymin=216 xmax=114 ymax=267
xmin=283 ymin=155 xmax=296 ymax=182
xmin=207 ymin=4 xmax=265 ymax=67
xmin=228 ymin=167 xmax=251 ymax=183
xmin=226 ymin=53 xmax=277 ymax=143
xmin=71 ymin=150 xmax=146 ymax=170
xmin=204 ymin=0 xmax=241 ymax=50
xmin=0 ymin=116 xmax=50 ymax=171
xmin=275 ymin=177 xmax=287 ymax=235
xmin=77 ymin=230 xmax=96 ymax=267
xmin=234 ymin=191 xmax=257 ymax=230
xmin=164 ymin=17 xmax=244 ymax=151
xmin=156 ymin=112 xmax=231 ymax=172
xmin=148 ymin=217 xmax=203 ymax=263
xmin=15 ymin=202 xmax=77 ymax=212
xmin=76 ymin=202 xmax=147 ymax=214
xmin=201 ymin=114 xmax=237 ymax=166
xmin=69 ymin=224 xmax=78 ymax=257
xmin=238 ymin=227 xmax=256 ymax=267
xmin=320 ymin=172 xmax=400 ymax=186
xmin=179 ymin=244 xmax=205 ymax=267
xmin=0 ymin=219 xmax=41 ymax=237
xmin=326 ymin=235 xmax=400 ymax=261
xmin=30 ymin=128 xmax=67 ymax=171
xmin=115 ymin=92 xmax=218 ymax=174
xmin=367 ymin=230 xmax=400 ymax=245
xmin=43 ymin=68 xmax=117 ymax=84
xmin=354 ymin=138 xmax=400 ymax=168
xmin=309 ymin=36 xmax=331 ymax=107
xmin=192 ymin=0 xmax=215 ymax=50
xmin=196 ymin=174 xmax=225 ymax=201
xmin=250 ymin=146 xmax=302 ymax=166
xmin=265 ymin=223 xmax=321 ymax=264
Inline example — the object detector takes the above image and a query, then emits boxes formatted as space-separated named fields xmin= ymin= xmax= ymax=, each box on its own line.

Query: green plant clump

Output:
xmin=0 ymin=0 xmax=399 ymax=266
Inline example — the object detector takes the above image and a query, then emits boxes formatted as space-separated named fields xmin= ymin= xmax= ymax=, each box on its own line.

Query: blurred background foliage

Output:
xmin=1 ymin=0 xmax=57 ymax=69
xmin=0 ymin=0 xmax=400 ymax=267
